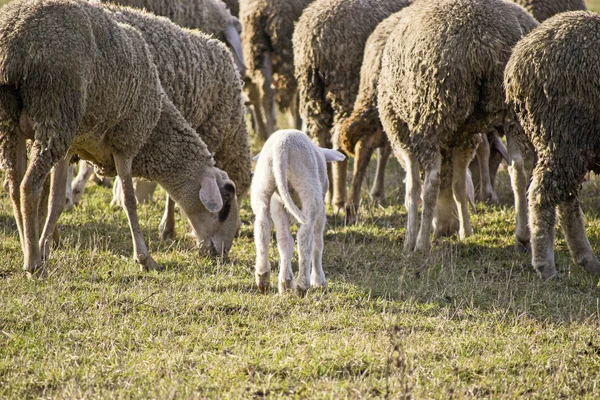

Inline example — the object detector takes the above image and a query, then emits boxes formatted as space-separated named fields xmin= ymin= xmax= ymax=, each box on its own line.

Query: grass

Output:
xmin=2 ymin=139 xmax=600 ymax=398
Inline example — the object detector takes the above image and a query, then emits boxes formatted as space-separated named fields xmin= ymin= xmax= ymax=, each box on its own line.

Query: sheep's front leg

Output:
xmin=296 ymin=218 xmax=315 ymax=296
xmin=39 ymin=155 xmax=71 ymax=261
xmin=452 ymin=147 xmax=474 ymax=239
xmin=370 ymin=141 xmax=391 ymax=206
xmin=507 ymin=133 xmax=530 ymax=251
xmin=403 ymin=150 xmax=422 ymax=252
xmin=476 ymin=133 xmax=498 ymax=204
xmin=271 ymin=195 xmax=295 ymax=293
xmin=65 ymin=164 xmax=74 ymax=211
xmin=113 ymin=154 xmax=161 ymax=272
xmin=529 ymin=166 xmax=557 ymax=279
xmin=253 ymin=195 xmax=273 ymax=293
xmin=159 ymin=195 xmax=176 ymax=240
xmin=558 ymin=198 xmax=600 ymax=275
xmin=310 ymin=209 xmax=327 ymax=289
xmin=415 ymin=152 xmax=442 ymax=253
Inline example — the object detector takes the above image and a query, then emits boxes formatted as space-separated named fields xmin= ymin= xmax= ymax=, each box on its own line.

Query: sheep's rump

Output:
xmin=512 ymin=0 xmax=586 ymax=21
xmin=505 ymin=11 xmax=600 ymax=202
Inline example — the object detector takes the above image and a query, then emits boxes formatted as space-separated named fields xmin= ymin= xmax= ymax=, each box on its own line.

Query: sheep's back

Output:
xmin=512 ymin=0 xmax=586 ymax=22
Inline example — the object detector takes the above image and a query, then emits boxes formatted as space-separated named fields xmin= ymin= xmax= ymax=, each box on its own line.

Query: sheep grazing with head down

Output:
xmin=0 ymin=0 xmax=237 ymax=274
xmin=252 ymin=129 xmax=345 ymax=295
xmin=505 ymin=11 xmax=600 ymax=279
xmin=512 ymin=0 xmax=586 ymax=22
xmin=293 ymin=0 xmax=412 ymax=214
xmin=378 ymin=0 xmax=537 ymax=252
xmin=239 ymin=0 xmax=313 ymax=141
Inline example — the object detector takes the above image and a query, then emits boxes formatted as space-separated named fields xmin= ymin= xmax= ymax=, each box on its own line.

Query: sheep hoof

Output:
xmin=344 ymin=206 xmax=358 ymax=225
xmin=369 ymin=193 xmax=387 ymax=206
xmin=296 ymin=286 xmax=309 ymax=297
xmin=159 ymin=224 xmax=175 ymax=241
xmin=256 ymin=272 xmax=271 ymax=293
xmin=138 ymin=254 xmax=164 ymax=272
xmin=578 ymin=258 xmax=600 ymax=276
xmin=536 ymin=264 xmax=559 ymax=281
xmin=278 ymin=279 xmax=296 ymax=294
xmin=23 ymin=261 xmax=45 ymax=278
xmin=514 ymin=239 xmax=530 ymax=253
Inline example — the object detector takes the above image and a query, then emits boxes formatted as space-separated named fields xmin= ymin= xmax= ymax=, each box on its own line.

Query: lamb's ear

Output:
xmin=199 ymin=175 xmax=224 ymax=213
xmin=224 ymin=23 xmax=246 ymax=78
xmin=252 ymin=152 xmax=260 ymax=161
xmin=320 ymin=148 xmax=346 ymax=162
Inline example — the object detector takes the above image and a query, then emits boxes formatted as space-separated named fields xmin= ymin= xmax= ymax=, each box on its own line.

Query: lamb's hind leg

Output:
xmin=113 ymin=154 xmax=162 ymax=272
xmin=370 ymin=140 xmax=392 ymax=206
xmin=558 ymin=198 xmax=600 ymax=275
xmin=271 ymin=195 xmax=295 ymax=294
xmin=452 ymin=147 xmax=474 ymax=239
xmin=310 ymin=208 xmax=327 ymax=289
xmin=253 ymin=193 xmax=273 ymax=292
xmin=296 ymin=215 xmax=316 ymax=296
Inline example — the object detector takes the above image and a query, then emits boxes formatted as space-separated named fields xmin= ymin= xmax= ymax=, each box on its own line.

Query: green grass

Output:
xmin=2 ymin=144 xmax=600 ymax=397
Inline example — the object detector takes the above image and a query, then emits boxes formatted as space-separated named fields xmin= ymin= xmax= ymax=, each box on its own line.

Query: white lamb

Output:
xmin=252 ymin=129 xmax=345 ymax=295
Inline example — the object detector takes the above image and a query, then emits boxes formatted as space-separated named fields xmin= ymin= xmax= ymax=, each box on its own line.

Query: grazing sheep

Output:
xmin=378 ymin=0 xmax=537 ymax=252
xmin=239 ymin=0 xmax=313 ymax=141
xmin=252 ymin=129 xmax=345 ymax=294
xmin=512 ymin=0 xmax=586 ymax=22
xmin=293 ymin=0 xmax=411 ymax=213
xmin=103 ymin=3 xmax=251 ymax=244
xmin=102 ymin=0 xmax=246 ymax=77
xmin=0 ymin=0 xmax=234 ymax=274
xmin=505 ymin=11 xmax=600 ymax=279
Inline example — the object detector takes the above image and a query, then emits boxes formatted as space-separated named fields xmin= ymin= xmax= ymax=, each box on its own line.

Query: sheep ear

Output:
xmin=224 ymin=24 xmax=246 ymax=78
xmin=320 ymin=148 xmax=346 ymax=162
xmin=253 ymin=152 xmax=260 ymax=161
xmin=199 ymin=175 xmax=223 ymax=213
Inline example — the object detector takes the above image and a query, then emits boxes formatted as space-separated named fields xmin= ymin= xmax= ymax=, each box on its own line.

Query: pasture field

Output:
xmin=0 ymin=0 xmax=600 ymax=398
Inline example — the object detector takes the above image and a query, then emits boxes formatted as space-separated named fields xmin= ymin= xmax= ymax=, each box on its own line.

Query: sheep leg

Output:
xmin=415 ymin=152 xmax=442 ymax=253
xmin=507 ymin=133 xmax=530 ymax=251
xmin=37 ymin=175 xmax=50 ymax=243
xmin=65 ymin=164 xmax=74 ymax=211
xmin=110 ymin=177 xmax=123 ymax=208
xmin=72 ymin=160 xmax=94 ymax=205
xmin=403 ymin=150 xmax=421 ymax=252
xmin=260 ymin=52 xmax=277 ymax=138
xmin=159 ymin=194 xmax=176 ymax=240
xmin=271 ymin=195 xmax=295 ymax=293
xmin=310 ymin=209 xmax=327 ymax=289
xmin=113 ymin=154 xmax=161 ymax=272
xmin=558 ymin=198 xmax=600 ymax=275
xmin=253 ymin=194 xmax=272 ymax=293
xmin=476 ymin=133 xmax=498 ymax=204
xmin=370 ymin=141 xmax=391 ymax=206
xmin=452 ymin=147 xmax=474 ymax=239
xmin=296 ymin=218 xmax=315 ymax=296
xmin=3 ymin=133 xmax=27 ymax=252
xmin=246 ymin=80 xmax=269 ymax=143
xmin=289 ymin=91 xmax=303 ymax=130
xmin=528 ymin=166 xmax=557 ymax=279
xmin=135 ymin=180 xmax=157 ymax=204
xmin=346 ymin=133 xmax=376 ymax=222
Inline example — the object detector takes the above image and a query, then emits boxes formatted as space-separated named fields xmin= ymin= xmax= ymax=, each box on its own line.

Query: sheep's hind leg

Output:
xmin=113 ymin=154 xmax=162 ymax=272
xmin=476 ymin=133 xmax=498 ymax=204
xmin=310 ymin=209 xmax=327 ymax=289
xmin=403 ymin=151 xmax=421 ymax=252
xmin=558 ymin=198 xmax=600 ymax=275
xmin=253 ymin=194 xmax=273 ymax=293
xmin=528 ymin=166 xmax=557 ymax=279
xmin=39 ymin=154 xmax=72 ymax=261
xmin=370 ymin=141 xmax=391 ymax=206
xmin=296 ymin=217 xmax=315 ymax=296
xmin=72 ymin=160 xmax=94 ymax=205
xmin=5 ymin=133 xmax=28 ymax=252
xmin=415 ymin=152 xmax=442 ymax=253
xmin=507 ymin=133 xmax=530 ymax=251
xmin=271 ymin=196 xmax=295 ymax=293
xmin=159 ymin=195 xmax=176 ymax=240
xmin=345 ymin=133 xmax=376 ymax=223
xmin=452 ymin=147 xmax=474 ymax=239
xmin=64 ymin=164 xmax=74 ymax=211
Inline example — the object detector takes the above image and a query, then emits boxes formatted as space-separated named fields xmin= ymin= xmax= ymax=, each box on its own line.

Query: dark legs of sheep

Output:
xmin=246 ymin=81 xmax=269 ymax=143
xmin=346 ymin=133 xmax=377 ymax=222
xmin=558 ymin=198 xmax=600 ymax=275
xmin=289 ymin=92 xmax=303 ymax=130
xmin=260 ymin=52 xmax=277 ymax=138
xmin=39 ymin=154 xmax=71 ymax=261
xmin=370 ymin=142 xmax=391 ymax=206
xmin=159 ymin=194 xmax=176 ymax=240
xmin=476 ymin=133 xmax=498 ymax=204
xmin=113 ymin=154 xmax=161 ymax=271
xmin=506 ymin=133 xmax=530 ymax=251
xmin=415 ymin=152 xmax=441 ymax=253
xmin=528 ymin=167 xmax=557 ymax=279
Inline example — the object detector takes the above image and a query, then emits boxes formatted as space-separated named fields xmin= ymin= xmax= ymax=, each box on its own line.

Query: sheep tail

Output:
xmin=272 ymin=149 xmax=306 ymax=224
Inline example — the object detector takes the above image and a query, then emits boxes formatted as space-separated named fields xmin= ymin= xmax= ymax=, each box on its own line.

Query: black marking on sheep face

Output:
xmin=218 ymin=182 xmax=236 ymax=222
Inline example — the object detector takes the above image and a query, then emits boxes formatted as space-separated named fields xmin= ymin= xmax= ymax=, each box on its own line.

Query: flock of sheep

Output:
xmin=0 ymin=0 xmax=598 ymax=295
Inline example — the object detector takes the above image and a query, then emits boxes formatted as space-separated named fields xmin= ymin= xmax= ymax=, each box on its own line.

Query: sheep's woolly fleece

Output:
xmin=505 ymin=10 xmax=600 ymax=204
xmin=240 ymin=0 xmax=313 ymax=110
xmin=377 ymin=0 xmax=537 ymax=169
xmin=293 ymin=0 xmax=411 ymax=146
xmin=512 ymin=0 xmax=586 ymax=22
xmin=103 ymin=3 xmax=251 ymax=196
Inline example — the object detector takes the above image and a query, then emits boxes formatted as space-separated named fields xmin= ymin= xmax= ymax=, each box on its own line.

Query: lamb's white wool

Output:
xmin=251 ymin=129 xmax=345 ymax=295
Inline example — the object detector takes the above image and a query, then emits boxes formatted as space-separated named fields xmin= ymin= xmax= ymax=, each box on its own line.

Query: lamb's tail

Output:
xmin=272 ymin=149 xmax=306 ymax=224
